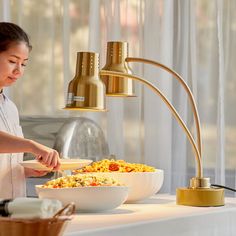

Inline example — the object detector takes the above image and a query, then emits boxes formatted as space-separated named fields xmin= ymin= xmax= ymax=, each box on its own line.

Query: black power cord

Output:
xmin=211 ymin=184 xmax=236 ymax=192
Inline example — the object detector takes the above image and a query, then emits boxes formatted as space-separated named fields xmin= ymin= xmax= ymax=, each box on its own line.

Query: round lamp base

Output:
xmin=176 ymin=187 xmax=225 ymax=207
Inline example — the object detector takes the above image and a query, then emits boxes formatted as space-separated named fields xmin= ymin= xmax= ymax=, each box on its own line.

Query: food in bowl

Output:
xmin=36 ymin=174 xmax=129 ymax=212
xmin=74 ymin=159 xmax=156 ymax=173
xmin=42 ymin=173 xmax=122 ymax=188
xmin=74 ymin=159 xmax=164 ymax=203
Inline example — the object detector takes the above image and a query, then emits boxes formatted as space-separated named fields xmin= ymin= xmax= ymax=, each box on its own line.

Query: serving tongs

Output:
xmin=53 ymin=202 xmax=76 ymax=219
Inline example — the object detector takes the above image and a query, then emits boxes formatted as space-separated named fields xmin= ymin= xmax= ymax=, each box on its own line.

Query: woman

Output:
xmin=0 ymin=22 xmax=60 ymax=198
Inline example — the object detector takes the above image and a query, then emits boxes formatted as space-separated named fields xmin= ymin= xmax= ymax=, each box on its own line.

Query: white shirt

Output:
xmin=0 ymin=93 xmax=26 ymax=198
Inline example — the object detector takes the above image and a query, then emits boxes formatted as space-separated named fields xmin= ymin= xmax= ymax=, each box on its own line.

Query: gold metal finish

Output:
xmin=126 ymin=57 xmax=202 ymax=157
xmin=176 ymin=187 xmax=225 ymax=206
xmin=99 ymin=70 xmax=202 ymax=177
xmin=65 ymin=52 xmax=106 ymax=111
xmin=190 ymin=177 xmax=211 ymax=188
xmin=101 ymin=41 xmax=135 ymax=96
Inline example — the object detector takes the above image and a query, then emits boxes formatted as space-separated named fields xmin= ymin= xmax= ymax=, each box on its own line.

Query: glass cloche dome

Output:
xmin=53 ymin=117 xmax=109 ymax=161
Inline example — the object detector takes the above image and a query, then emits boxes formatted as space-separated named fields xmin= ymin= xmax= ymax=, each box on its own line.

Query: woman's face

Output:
xmin=0 ymin=42 xmax=29 ymax=90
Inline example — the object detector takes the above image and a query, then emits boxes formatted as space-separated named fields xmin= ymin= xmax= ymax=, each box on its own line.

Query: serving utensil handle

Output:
xmin=53 ymin=203 xmax=75 ymax=218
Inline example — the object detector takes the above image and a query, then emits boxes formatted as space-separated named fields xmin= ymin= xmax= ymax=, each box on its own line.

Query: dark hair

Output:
xmin=0 ymin=22 xmax=32 ymax=52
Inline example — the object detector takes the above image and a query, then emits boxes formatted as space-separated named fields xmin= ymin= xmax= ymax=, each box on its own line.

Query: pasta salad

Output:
xmin=42 ymin=174 xmax=122 ymax=188
xmin=74 ymin=159 xmax=156 ymax=173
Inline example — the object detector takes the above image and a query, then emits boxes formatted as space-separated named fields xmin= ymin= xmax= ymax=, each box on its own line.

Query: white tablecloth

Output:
xmin=64 ymin=194 xmax=236 ymax=236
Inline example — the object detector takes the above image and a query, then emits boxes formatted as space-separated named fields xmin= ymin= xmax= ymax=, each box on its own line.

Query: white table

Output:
xmin=64 ymin=194 xmax=236 ymax=236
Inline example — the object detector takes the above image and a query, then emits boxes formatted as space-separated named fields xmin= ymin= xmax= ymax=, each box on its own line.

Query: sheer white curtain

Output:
xmin=0 ymin=0 xmax=235 ymax=194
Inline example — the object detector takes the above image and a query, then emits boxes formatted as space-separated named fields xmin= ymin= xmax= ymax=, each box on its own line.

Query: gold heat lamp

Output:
xmin=102 ymin=41 xmax=134 ymax=97
xmin=65 ymin=51 xmax=106 ymax=111
xmin=65 ymin=42 xmax=224 ymax=207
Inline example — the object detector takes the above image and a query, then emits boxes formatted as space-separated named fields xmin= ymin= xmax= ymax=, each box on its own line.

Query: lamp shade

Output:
xmin=101 ymin=41 xmax=135 ymax=97
xmin=65 ymin=52 xmax=106 ymax=111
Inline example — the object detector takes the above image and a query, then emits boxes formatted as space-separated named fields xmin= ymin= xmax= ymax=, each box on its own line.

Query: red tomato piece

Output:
xmin=109 ymin=163 xmax=120 ymax=171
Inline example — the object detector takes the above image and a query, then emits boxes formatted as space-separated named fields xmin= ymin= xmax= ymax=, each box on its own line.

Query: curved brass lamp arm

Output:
xmin=126 ymin=57 xmax=202 ymax=158
xmin=100 ymin=70 xmax=202 ymax=178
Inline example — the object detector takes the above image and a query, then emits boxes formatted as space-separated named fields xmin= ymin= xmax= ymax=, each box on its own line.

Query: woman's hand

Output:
xmin=24 ymin=167 xmax=49 ymax=178
xmin=29 ymin=141 xmax=61 ymax=171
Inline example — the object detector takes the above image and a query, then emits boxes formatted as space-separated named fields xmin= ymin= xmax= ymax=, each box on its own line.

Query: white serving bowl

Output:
xmin=89 ymin=169 xmax=164 ymax=203
xmin=35 ymin=185 xmax=129 ymax=212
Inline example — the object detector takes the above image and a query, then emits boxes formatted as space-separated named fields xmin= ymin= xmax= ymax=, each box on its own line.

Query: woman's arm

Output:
xmin=0 ymin=131 xmax=61 ymax=170
xmin=0 ymin=131 xmax=35 ymax=153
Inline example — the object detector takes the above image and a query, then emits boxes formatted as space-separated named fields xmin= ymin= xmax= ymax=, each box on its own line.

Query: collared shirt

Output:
xmin=0 ymin=93 xmax=26 ymax=198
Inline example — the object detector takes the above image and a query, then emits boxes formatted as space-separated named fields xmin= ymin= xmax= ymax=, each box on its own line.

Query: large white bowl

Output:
xmin=89 ymin=169 xmax=164 ymax=203
xmin=35 ymin=185 xmax=129 ymax=212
